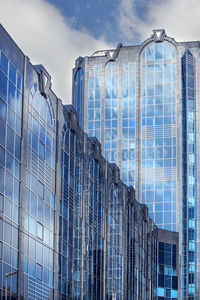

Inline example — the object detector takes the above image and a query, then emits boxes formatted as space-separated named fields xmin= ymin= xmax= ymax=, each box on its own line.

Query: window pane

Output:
xmin=0 ymin=98 xmax=6 ymax=119
xmin=8 ymin=81 xmax=15 ymax=110
xmin=9 ymin=63 xmax=17 ymax=85
xmin=0 ymin=71 xmax=7 ymax=101
xmin=7 ymin=126 xmax=14 ymax=155
xmin=0 ymin=53 xmax=8 ymax=75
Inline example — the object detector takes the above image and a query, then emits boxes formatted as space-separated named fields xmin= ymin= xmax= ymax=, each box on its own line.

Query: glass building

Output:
xmin=0 ymin=25 xmax=179 ymax=299
xmin=73 ymin=29 xmax=200 ymax=299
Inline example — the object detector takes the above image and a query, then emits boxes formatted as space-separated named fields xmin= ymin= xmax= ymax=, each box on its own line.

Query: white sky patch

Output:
xmin=117 ymin=0 xmax=149 ymax=41
xmin=0 ymin=0 xmax=112 ymax=104
xmin=118 ymin=0 xmax=200 ymax=42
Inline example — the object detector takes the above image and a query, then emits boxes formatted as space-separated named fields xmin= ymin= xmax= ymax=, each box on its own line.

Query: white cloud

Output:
xmin=117 ymin=0 xmax=149 ymax=41
xmin=118 ymin=0 xmax=200 ymax=43
xmin=0 ymin=0 xmax=112 ymax=103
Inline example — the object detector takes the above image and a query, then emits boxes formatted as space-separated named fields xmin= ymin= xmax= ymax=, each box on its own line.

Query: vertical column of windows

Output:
xmin=24 ymin=171 xmax=55 ymax=287
xmin=74 ymin=68 xmax=84 ymax=129
xmin=88 ymin=65 xmax=102 ymax=141
xmin=104 ymin=62 xmax=119 ymax=163
xmin=0 ymin=50 xmax=22 ymax=297
xmin=60 ymin=128 xmax=83 ymax=298
xmin=158 ymin=242 xmax=178 ymax=299
xmin=182 ymin=50 xmax=195 ymax=299
xmin=121 ymin=62 xmax=136 ymax=186
xmin=106 ymin=184 xmax=123 ymax=299
xmin=141 ymin=42 xmax=176 ymax=231
xmin=83 ymin=158 xmax=105 ymax=299
xmin=23 ymin=85 xmax=55 ymax=298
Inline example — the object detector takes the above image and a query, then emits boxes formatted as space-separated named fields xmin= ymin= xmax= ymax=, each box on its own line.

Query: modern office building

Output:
xmin=73 ymin=29 xmax=199 ymax=299
xmin=0 ymin=25 xmax=179 ymax=299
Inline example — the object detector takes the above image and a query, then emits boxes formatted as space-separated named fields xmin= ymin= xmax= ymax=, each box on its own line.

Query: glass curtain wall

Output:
xmin=87 ymin=65 xmax=102 ymax=141
xmin=0 ymin=50 xmax=22 ymax=298
xmin=60 ymin=124 xmax=83 ymax=299
xmin=182 ymin=50 xmax=195 ymax=300
xmin=106 ymin=175 xmax=123 ymax=300
xmin=74 ymin=68 xmax=84 ymax=129
xmin=104 ymin=62 xmax=119 ymax=164
xmin=24 ymin=83 xmax=55 ymax=299
xmin=121 ymin=62 xmax=136 ymax=187
xmin=157 ymin=242 xmax=178 ymax=299
xmin=126 ymin=199 xmax=138 ymax=299
xmin=141 ymin=42 xmax=177 ymax=231
xmin=83 ymin=147 xmax=105 ymax=299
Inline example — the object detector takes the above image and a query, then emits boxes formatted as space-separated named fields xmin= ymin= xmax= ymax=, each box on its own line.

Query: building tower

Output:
xmin=73 ymin=29 xmax=199 ymax=299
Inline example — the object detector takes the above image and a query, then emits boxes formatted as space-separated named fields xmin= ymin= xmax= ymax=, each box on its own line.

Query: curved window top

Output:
xmin=142 ymin=42 xmax=176 ymax=61
xmin=62 ymin=124 xmax=82 ymax=158
xmin=29 ymin=82 xmax=55 ymax=130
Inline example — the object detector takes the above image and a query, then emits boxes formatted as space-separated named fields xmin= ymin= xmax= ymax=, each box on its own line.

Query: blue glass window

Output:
xmin=8 ymin=81 xmax=15 ymax=110
xmin=9 ymin=63 xmax=16 ymax=85
xmin=0 ymin=52 xmax=8 ymax=75
xmin=0 ymin=71 xmax=7 ymax=101
xmin=0 ymin=98 xmax=6 ymax=119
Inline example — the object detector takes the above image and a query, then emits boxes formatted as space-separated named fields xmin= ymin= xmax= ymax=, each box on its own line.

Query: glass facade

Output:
xmin=83 ymin=139 xmax=105 ymax=299
xmin=74 ymin=68 xmax=84 ymax=129
xmin=87 ymin=64 xmax=102 ymax=142
xmin=0 ymin=49 xmax=22 ymax=298
xmin=60 ymin=123 xmax=83 ymax=298
xmin=0 ymin=25 xmax=180 ymax=300
xmin=141 ymin=42 xmax=177 ymax=231
xmin=23 ymin=82 xmax=56 ymax=298
xmin=73 ymin=29 xmax=200 ymax=299
xmin=106 ymin=168 xmax=123 ymax=299
xmin=157 ymin=242 xmax=178 ymax=300
xmin=86 ymin=61 xmax=136 ymax=186
xmin=104 ymin=62 xmax=119 ymax=164
xmin=121 ymin=62 xmax=136 ymax=186
xmin=182 ymin=50 xmax=195 ymax=299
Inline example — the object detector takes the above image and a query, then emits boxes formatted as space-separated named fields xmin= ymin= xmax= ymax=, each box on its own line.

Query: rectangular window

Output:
xmin=38 ymin=181 xmax=44 ymax=198
xmin=9 ymin=63 xmax=17 ymax=86
xmin=37 ymin=222 xmax=43 ymax=240
xmin=39 ymin=140 xmax=45 ymax=159
xmin=0 ymin=194 xmax=3 ymax=212
xmin=0 ymin=98 xmax=6 ymax=119
xmin=8 ymin=81 xmax=16 ymax=110
xmin=36 ymin=263 xmax=42 ymax=281
xmin=0 ymin=71 xmax=7 ymax=101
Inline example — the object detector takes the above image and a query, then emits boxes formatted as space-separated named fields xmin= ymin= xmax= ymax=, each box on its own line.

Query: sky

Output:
xmin=0 ymin=0 xmax=200 ymax=103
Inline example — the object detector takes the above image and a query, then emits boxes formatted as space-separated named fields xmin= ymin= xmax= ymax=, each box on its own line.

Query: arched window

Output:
xmin=29 ymin=82 xmax=55 ymax=130
xmin=142 ymin=42 xmax=176 ymax=60
xmin=28 ymin=83 xmax=55 ymax=170
xmin=141 ymin=41 xmax=177 ymax=231
xmin=104 ymin=61 xmax=119 ymax=163
xmin=25 ymin=82 xmax=56 ymax=294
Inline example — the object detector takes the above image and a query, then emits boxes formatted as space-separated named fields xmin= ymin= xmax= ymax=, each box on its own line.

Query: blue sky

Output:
xmin=47 ymin=0 xmax=121 ymax=43
xmin=46 ymin=0 xmax=151 ymax=44
xmin=1 ymin=0 xmax=200 ymax=103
